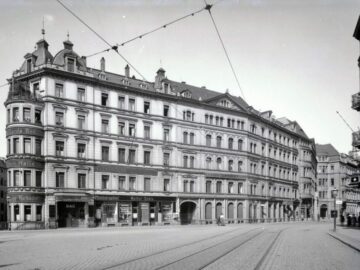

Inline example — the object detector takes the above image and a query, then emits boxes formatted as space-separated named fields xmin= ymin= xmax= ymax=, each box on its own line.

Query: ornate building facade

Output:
xmin=0 ymin=158 xmax=6 ymax=229
xmin=4 ymin=37 xmax=317 ymax=229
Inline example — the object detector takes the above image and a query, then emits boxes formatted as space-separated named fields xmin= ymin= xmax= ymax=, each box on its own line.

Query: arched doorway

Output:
xmin=320 ymin=204 xmax=328 ymax=219
xmin=228 ymin=203 xmax=234 ymax=219
xmin=237 ymin=203 xmax=243 ymax=220
xmin=215 ymin=202 xmax=222 ymax=219
xmin=180 ymin=201 xmax=196 ymax=224
xmin=205 ymin=203 xmax=212 ymax=220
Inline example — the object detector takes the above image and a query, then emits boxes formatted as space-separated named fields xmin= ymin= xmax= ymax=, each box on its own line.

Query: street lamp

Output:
xmin=331 ymin=189 xmax=338 ymax=232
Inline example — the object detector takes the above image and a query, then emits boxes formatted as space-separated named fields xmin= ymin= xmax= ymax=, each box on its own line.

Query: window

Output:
xmin=77 ymin=88 xmax=85 ymax=102
xmin=36 ymin=171 xmax=42 ymax=187
xmin=118 ymin=148 xmax=126 ymax=163
xmin=228 ymin=160 xmax=233 ymax=171
xmin=183 ymin=132 xmax=188 ymax=144
xmin=216 ymin=157 xmax=222 ymax=170
xmin=190 ymin=156 xmax=195 ymax=168
xmin=101 ymin=146 xmax=109 ymax=161
xmin=206 ymin=135 xmax=212 ymax=147
xmin=190 ymin=133 xmax=195 ymax=145
xmin=13 ymin=138 xmax=19 ymax=154
xmin=216 ymin=136 xmax=222 ymax=148
xmin=24 ymin=170 xmax=31 ymax=186
xmin=25 ymin=205 xmax=32 ymax=221
xmin=206 ymin=181 xmax=212 ymax=193
xmin=77 ymin=143 xmax=86 ymax=158
xmin=33 ymin=82 xmax=40 ymax=97
xmin=206 ymin=157 xmax=212 ymax=169
xmin=183 ymin=156 xmax=188 ymax=168
xmin=101 ymin=175 xmax=109 ymax=189
xmin=101 ymin=93 xmax=108 ymax=106
xmin=23 ymin=108 xmax=31 ymax=122
xmin=56 ymin=172 xmax=65 ymax=188
xmin=144 ymin=101 xmax=150 ymax=114
xmin=144 ymin=178 xmax=151 ymax=191
xmin=78 ymin=174 xmax=86 ymax=188
xmin=36 ymin=205 xmax=42 ymax=221
xmin=35 ymin=109 xmax=41 ymax=124
xmin=238 ymin=161 xmax=243 ymax=172
xmin=55 ymin=112 xmax=64 ymax=126
xmin=144 ymin=151 xmax=151 ymax=165
xmin=129 ymin=177 xmax=136 ymax=190
xmin=26 ymin=58 xmax=32 ymax=72
xmin=55 ymin=83 xmax=63 ymax=98
xmin=118 ymin=122 xmax=125 ymax=136
xmin=190 ymin=181 xmax=195 ymax=192
xmin=129 ymin=98 xmax=135 ymax=111
xmin=118 ymin=176 xmax=126 ymax=190
xmin=35 ymin=139 xmax=41 ymax=155
xmin=183 ymin=180 xmax=188 ymax=192
xmin=144 ymin=126 xmax=150 ymax=139
xmin=55 ymin=141 xmax=64 ymax=156
xmin=7 ymin=139 xmax=10 ymax=155
xmin=78 ymin=115 xmax=85 ymax=130
xmin=163 ymin=128 xmax=169 ymax=141
xmin=118 ymin=96 xmax=125 ymax=109
xmin=128 ymin=149 xmax=136 ymax=164
xmin=238 ymin=182 xmax=243 ymax=194
xmin=216 ymin=181 xmax=222 ymax=193
xmin=13 ymin=171 xmax=20 ymax=186
xmin=24 ymin=138 xmax=31 ymax=154
xmin=228 ymin=182 xmax=234 ymax=193
xmin=13 ymin=107 xmax=19 ymax=122
xmin=163 ymin=152 xmax=170 ymax=166
xmin=163 ymin=105 xmax=169 ymax=117
xmin=67 ymin=58 xmax=75 ymax=72
xmin=162 ymin=178 xmax=170 ymax=192
xmin=129 ymin=123 xmax=135 ymax=137
xmin=228 ymin=138 xmax=233 ymax=149
xmin=331 ymin=178 xmax=334 ymax=186
xmin=101 ymin=119 xmax=109 ymax=133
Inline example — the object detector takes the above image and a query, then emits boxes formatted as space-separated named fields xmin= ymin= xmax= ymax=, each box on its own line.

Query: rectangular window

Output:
xmin=78 ymin=115 xmax=85 ymax=130
xmin=163 ymin=153 xmax=170 ymax=166
xmin=129 ymin=123 xmax=135 ymax=137
xmin=118 ymin=148 xmax=126 ymax=163
xmin=190 ymin=133 xmax=195 ymax=145
xmin=101 ymin=119 xmax=109 ymax=133
xmin=183 ymin=181 xmax=188 ymax=192
xmin=36 ymin=205 xmax=42 ymax=221
xmin=238 ymin=182 xmax=243 ymax=194
xmin=77 ymin=143 xmax=86 ymax=158
xmin=13 ymin=170 xmax=20 ymax=186
xmin=13 ymin=138 xmax=19 ymax=154
xmin=55 ymin=83 xmax=63 ymax=98
xmin=35 ymin=109 xmax=41 ymax=124
xmin=35 ymin=139 xmax=41 ymax=155
xmin=67 ymin=58 xmax=75 ymax=72
xmin=129 ymin=177 xmax=136 ymax=190
xmin=190 ymin=181 xmax=195 ymax=192
xmin=228 ymin=182 xmax=234 ymax=193
xmin=77 ymin=88 xmax=85 ymax=102
xmin=33 ymin=82 xmax=40 ymax=97
xmin=144 ymin=178 xmax=151 ymax=191
xmin=164 ymin=179 xmax=170 ymax=192
xmin=23 ymin=108 xmax=31 ymax=122
xmin=101 ymin=93 xmax=108 ymax=106
xmin=118 ymin=96 xmax=125 ymax=109
xmin=144 ymin=151 xmax=151 ymax=165
xmin=13 ymin=108 xmax=19 ymax=122
xmin=163 ymin=105 xmax=169 ymax=117
xmin=24 ymin=138 xmax=31 ymax=154
xmin=144 ymin=126 xmax=150 ymax=139
xmin=118 ymin=176 xmax=125 ymax=191
xmin=27 ymin=59 xmax=32 ymax=72
xmin=102 ymin=146 xmax=109 ymax=161
xmin=78 ymin=174 xmax=86 ymax=188
xmin=24 ymin=170 xmax=31 ymax=186
xmin=55 ymin=112 xmax=64 ymax=126
xmin=118 ymin=122 xmax=125 ymax=136
xmin=144 ymin=101 xmax=150 ymax=114
xmin=163 ymin=128 xmax=169 ymax=141
xmin=55 ymin=141 xmax=64 ymax=156
xmin=101 ymin=175 xmax=109 ymax=189
xmin=129 ymin=98 xmax=135 ymax=111
xmin=128 ymin=149 xmax=136 ymax=164
xmin=24 ymin=205 xmax=31 ymax=221
xmin=36 ymin=171 xmax=42 ymax=187
xmin=56 ymin=172 xmax=65 ymax=188
xmin=216 ymin=181 xmax=222 ymax=193
xmin=206 ymin=181 xmax=212 ymax=193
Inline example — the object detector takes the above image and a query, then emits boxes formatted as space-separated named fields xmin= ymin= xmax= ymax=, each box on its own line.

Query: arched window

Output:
xmin=216 ymin=157 xmax=222 ymax=170
xmin=206 ymin=134 xmax=212 ymax=147
xmin=238 ymin=161 xmax=243 ymax=172
xmin=216 ymin=202 xmax=222 ymax=218
xmin=190 ymin=156 xmax=195 ymax=168
xmin=228 ymin=203 xmax=234 ymax=219
xmin=216 ymin=136 xmax=222 ymax=148
xmin=228 ymin=160 xmax=233 ymax=171
xmin=238 ymin=139 xmax=243 ymax=151
xmin=183 ymin=132 xmax=188 ymax=144
xmin=216 ymin=181 xmax=222 ymax=193
xmin=237 ymin=203 xmax=243 ymax=220
xmin=206 ymin=157 xmax=212 ymax=169
xmin=228 ymin=138 xmax=233 ymax=149
xmin=206 ymin=181 xmax=212 ymax=193
xmin=205 ymin=203 xmax=212 ymax=220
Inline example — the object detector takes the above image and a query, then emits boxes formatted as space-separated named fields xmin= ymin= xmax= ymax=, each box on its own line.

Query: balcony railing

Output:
xmin=352 ymin=131 xmax=360 ymax=149
xmin=351 ymin=93 xmax=360 ymax=111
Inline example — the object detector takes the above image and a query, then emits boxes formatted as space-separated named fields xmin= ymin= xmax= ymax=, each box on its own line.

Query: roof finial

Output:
xmin=41 ymin=16 xmax=45 ymax=39
xmin=67 ymin=30 xmax=70 ymax=41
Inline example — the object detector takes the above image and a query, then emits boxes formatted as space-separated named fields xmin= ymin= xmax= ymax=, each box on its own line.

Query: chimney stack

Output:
xmin=125 ymin=64 xmax=130 ymax=77
xmin=100 ymin=57 xmax=105 ymax=72
xmin=81 ymin=56 xmax=87 ymax=67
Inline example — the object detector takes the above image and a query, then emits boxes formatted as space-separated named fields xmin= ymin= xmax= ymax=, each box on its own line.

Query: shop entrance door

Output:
xmin=57 ymin=202 xmax=85 ymax=228
xmin=180 ymin=202 xmax=196 ymax=224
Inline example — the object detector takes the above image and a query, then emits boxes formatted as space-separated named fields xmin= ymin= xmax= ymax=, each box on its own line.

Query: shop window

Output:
xmin=35 ymin=139 xmax=42 ymax=155
xmin=56 ymin=172 xmax=65 ymax=188
xmin=55 ymin=141 xmax=64 ymax=156
xmin=78 ymin=115 xmax=85 ymax=130
xmin=101 ymin=93 xmax=108 ymax=106
xmin=118 ymin=148 xmax=126 ymax=163
xmin=118 ymin=96 xmax=125 ymax=109
xmin=144 ymin=178 xmax=151 ymax=191
xmin=24 ymin=138 xmax=31 ymax=154
xmin=24 ymin=170 xmax=31 ymax=186
xmin=129 ymin=98 xmax=135 ymax=111
xmin=101 ymin=146 xmax=109 ymax=161
xmin=129 ymin=177 xmax=136 ymax=190
xmin=144 ymin=126 xmax=150 ymax=139
xmin=164 ymin=179 xmax=170 ymax=192
xmin=101 ymin=175 xmax=109 ymax=189
xmin=13 ymin=107 xmax=19 ymax=122
xmin=163 ymin=152 xmax=170 ymax=166
xmin=23 ymin=108 xmax=31 ymax=122
xmin=144 ymin=101 xmax=150 ymax=114
xmin=77 ymin=143 xmax=86 ymax=158
xmin=78 ymin=174 xmax=86 ymax=189
xmin=128 ymin=149 xmax=136 ymax=164
xmin=36 ymin=205 xmax=42 ymax=221
xmin=101 ymin=119 xmax=109 ymax=133
xmin=77 ymin=88 xmax=85 ymax=102
xmin=49 ymin=205 xmax=56 ymax=218
xmin=118 ymin=176 xmax=125 ymax=191
xmin=144 ymin=151 xmax=151 ymax=165
xmin=13 ymin=138 xmax=19 ymax=154
xmin=163 ymin=105 xmax=169 ymax=117
xmin=55 ymin=83 xmax=63 ymax=98
xmin=206 ymin=181 xmax=212 ymax=193
xmin=55 ymin=112 xmax=64 ymax=126
xmin=35 ymin=109 xmax=41 ymax=124
xmin=24 ymin=205 xmax=32 ymax=221
xmin=36 ymin=171 xmax=42 ymax=187
xmin=14 ymin=205 xmax=20 ymax=221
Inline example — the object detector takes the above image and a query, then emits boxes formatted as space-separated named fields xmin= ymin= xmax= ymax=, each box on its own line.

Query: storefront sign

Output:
xmin=8 ymin=194 xmax=44 ymax=203
xmin=95 ymin=196 xmax=118 ymax=202
xmin=118 ymin=196 xmax=175 ymax=202
xmin=56 ymin=196 xmax=90 ymax=202
xmin=6 ymin=127 xmax=44 ymax=137
xmin=66 ymin=204 xmax=76 ymax=208
xmin=6 ymin=158 xmax=44 ymax=169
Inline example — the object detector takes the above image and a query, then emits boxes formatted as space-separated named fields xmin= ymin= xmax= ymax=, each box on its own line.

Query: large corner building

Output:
xmin=5 ymin=37 xmax=317 ymax=229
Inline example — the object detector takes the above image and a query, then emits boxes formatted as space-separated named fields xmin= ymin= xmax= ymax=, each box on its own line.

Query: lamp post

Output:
xmin=332 ymin=189 xmax=338 ymax=232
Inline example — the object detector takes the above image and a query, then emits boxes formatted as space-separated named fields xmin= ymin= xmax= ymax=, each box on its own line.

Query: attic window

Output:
xmin=67 ymin=58 xmax=75 ymax=72
xmin=26 ymin=59 xmax=32 ymax=73
xmin=121 ymin=79 xmax=130 ymax=85
xmin=139 ymin=83 xmax=148 ymax=89
xmin=220 ymin=99 xmax=230 ymax=108
xmin=181 ymin=90 xmax=191 ymax=98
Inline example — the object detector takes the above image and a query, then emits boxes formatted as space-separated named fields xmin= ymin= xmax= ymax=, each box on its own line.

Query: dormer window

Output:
xmin=121 ymin=79 xmax=130 ymax=85
xmin=67 ymin=58 xmax=75 ymax=72
xmin=139 ymin=83 xmax=148 ymax=89
xmin=181 ymin=90 xmax=191 ymax=98
xmin=26 ymin=58 xmax=32 ymax=73
xmin=220 ymin=99 xmax=230 ymax=107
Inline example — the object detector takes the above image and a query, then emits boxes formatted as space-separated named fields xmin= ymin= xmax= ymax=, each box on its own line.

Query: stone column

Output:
xmin=85 ymin=202 xmax=89 ymax=227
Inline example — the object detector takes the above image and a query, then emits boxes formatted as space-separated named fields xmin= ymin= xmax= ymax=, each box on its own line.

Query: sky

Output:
xmin=0 ymin=0 xmax=359 ymax=157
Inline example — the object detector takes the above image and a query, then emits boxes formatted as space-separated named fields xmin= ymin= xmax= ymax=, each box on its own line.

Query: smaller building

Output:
xmin=316 ymin=144 xmax=360 ymax=219
xmin=0 ymin=158 xmax=7 ymax=229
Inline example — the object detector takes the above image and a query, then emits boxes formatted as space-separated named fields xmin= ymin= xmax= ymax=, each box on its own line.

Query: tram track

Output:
xmin=101 ymin=226 xmax=263 ymax=270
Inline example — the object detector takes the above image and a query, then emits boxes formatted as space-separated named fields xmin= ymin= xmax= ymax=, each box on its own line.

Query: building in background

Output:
xmin=0 ymin=158 xmax=7 ymax=229
xmin=4 ymin=35 xmax=317 ymax=230
xmin=316 ymin=144 xmax=359 ymax=219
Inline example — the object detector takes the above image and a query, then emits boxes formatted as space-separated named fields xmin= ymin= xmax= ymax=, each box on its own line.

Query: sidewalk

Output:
xmin=328 ymin=224 xmax=360 ymax=252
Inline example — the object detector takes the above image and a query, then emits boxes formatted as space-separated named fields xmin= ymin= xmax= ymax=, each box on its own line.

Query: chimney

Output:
xmin=155 ymin=67 xmax=166 ymax=89
xmin=125 ymin=64 xmax=130 ymax=77
xmin=100 ymin=57 xmax=105 ymax=72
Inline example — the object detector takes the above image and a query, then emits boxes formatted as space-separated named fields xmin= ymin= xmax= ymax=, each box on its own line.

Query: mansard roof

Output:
xmin=19 ymin=39 xmax=53 ymax=72
xmin=316 ymin=144 xmax=339 ymax=157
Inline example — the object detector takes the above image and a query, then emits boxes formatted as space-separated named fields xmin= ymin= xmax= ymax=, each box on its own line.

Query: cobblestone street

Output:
xmin=0 ymin=222 xmax=359 ymax=270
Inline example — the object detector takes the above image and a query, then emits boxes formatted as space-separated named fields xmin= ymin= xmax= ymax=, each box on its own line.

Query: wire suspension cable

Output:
xmin=0 ymin=82 xmax=9 ymax=88
xmin=205 ymin=5 xmax=246 ymax=100
xmin=56 ymin=0 xmax=147 ymax=81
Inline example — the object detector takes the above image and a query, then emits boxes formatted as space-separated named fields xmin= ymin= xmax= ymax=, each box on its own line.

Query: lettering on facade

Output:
xmin=6 ymin=127 xmax=44 ymax=137
xmin=95 ymin=165 xmax=157 ymax=176
xmin=8 ymin=194 xmax=44 ymax=203
xmin=6 ymin=159 xmax=44 ymax=169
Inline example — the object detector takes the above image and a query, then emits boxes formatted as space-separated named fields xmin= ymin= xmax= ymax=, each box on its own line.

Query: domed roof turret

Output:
xmin=19 ymin=39 xmax=53 ymax=72
xmin=52 ymin=39 xmax=87 ymax=71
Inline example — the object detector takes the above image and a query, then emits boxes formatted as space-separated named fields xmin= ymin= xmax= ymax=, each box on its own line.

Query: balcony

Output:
xmin=351 ymin=93 xmax=360 ymax=111
xmin=352 ymin=131 xmax=360 ymax=149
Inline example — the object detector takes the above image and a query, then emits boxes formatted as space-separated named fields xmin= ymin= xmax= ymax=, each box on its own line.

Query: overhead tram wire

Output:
xmin=204 ymin=1 xmax=246 ymax=100
xmin=56 ymin=0 xmax=147 ymax=81
xmin=0 ymin=82 xmax=9 ymax=88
